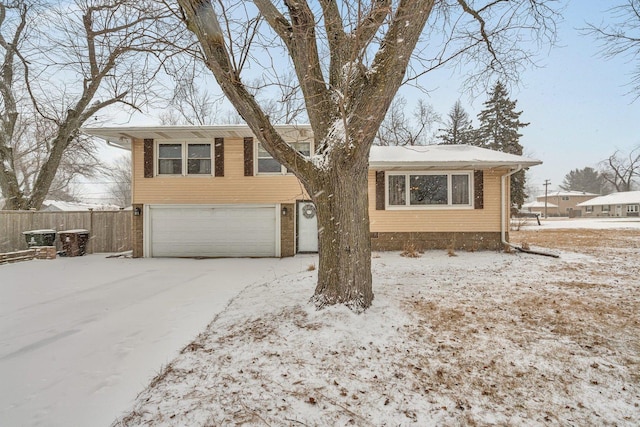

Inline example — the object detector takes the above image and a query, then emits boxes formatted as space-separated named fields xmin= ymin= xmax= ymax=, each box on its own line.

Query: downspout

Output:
xmin=501 ymin=165 xmax=523 ymax=248
xmin=501 ymin=166 xmax=560 ymax=258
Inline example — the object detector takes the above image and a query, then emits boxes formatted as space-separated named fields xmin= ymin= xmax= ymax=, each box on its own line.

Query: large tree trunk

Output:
xmin=308 ymin=150 xmax=373 ymax=312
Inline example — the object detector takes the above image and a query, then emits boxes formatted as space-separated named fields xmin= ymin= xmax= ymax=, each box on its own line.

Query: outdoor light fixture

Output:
xmin=281 ymin=206 xmax=288 ymax=216
xmin=134 ymin=207 xmax=141 ymax=216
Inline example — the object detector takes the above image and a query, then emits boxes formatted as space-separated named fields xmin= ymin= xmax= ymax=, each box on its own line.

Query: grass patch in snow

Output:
xmin=113 ymin=229 xmax=640 ymax=426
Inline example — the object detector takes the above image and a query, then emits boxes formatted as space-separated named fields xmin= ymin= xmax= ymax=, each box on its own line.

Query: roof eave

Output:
xmin=369 ymin=160 xmax=542 ymax=170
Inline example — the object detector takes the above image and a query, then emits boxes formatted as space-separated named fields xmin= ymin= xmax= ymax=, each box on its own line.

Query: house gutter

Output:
xmin=501 ymin=165 xmax=523 ymax=248
xmin=501 ymin=166 xmax=560 ymax=258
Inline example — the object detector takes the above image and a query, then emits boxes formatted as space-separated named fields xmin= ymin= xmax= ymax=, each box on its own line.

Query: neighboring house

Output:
xmin=577 ymin=191 xmax=640 ymax=217
xmin=82 ymin=125 xmax=541 ymax=258
xmin=41 ymin=200 xmax=121 ymax=212
xmin=535 ymin=191 xmax=599 ymax=217
xmin=521 ymin=200 xmax=558 ymax=216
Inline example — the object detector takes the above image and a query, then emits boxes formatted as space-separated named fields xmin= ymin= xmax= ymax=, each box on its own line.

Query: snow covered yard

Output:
xmin=0 ymin=255 xmax=315 ymax=427
xmin=114 ymin=224 xmax=640 ymax=426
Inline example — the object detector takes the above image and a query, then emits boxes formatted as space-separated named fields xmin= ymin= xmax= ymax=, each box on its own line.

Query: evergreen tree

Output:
xmin=437 ymin=100 xmax=475 ymax=145
xmin=560 ymin=167 xmax=611 ymax=195
xmin=476 ymin=82 xmax=529 ymax=207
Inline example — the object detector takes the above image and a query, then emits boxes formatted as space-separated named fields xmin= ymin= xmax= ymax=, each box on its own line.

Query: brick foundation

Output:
xmin=370 ymin=232 xmax=505 ymax=252
xmin=132 ymin=204 xmax=144 ymax=258
xmin=280 ymin=203 xmax=295 ymax=257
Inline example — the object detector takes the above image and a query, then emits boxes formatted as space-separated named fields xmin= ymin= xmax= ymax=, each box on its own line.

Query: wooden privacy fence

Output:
xmin=0 ymin=210 xmax=132 ymax=254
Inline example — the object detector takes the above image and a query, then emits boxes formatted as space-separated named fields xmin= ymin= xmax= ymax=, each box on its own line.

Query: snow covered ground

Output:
xmin=111 ymin=221 xmax=639 ymax=426
xmin=0 ymin=255 xmax=314 ymax=426
xmin=519 ymin=216 xmax=640 ymax=230
xmin=1 ymin=218 xmax=638 ymax=426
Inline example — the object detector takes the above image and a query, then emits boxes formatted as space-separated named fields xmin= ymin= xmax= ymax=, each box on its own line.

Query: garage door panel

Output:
xmin=149 ymin=206 xmax=277 ymax=257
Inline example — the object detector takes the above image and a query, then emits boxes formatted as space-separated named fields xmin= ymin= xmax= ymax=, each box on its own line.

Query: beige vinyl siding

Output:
xmin=368 ymin=169 xmax=506 ymax=233
xmin=133 ymin=138 xmax=509 ymax=233
xmin=132 ymin=138 xmax=308 ymax=204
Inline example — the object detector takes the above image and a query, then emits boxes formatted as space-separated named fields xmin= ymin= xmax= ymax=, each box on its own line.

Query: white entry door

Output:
xmin=297 ymin=201 xmax=318 ymax=253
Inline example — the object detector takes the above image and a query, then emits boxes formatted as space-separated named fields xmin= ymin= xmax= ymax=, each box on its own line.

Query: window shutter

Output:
xmin=214 ymin=137 xmax=224 ymax=177
xmin=243 ymin=137 xmax=253 ymax=176
xmin=474 ymin=170 xmax=484 ymax=209
xmin=375 ymin=171 xmax=385 ymax=210
xmin=143 ymin=139 xmax=154 ymax=178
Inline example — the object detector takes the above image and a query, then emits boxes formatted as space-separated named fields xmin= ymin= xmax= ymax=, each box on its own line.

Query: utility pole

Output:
xmin=543 ymin=180 xmax=551 ymax=218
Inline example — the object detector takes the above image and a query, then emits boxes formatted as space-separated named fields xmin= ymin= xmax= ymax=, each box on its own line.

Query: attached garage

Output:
xmin=146 ymin=205 xmax=280 ymax=257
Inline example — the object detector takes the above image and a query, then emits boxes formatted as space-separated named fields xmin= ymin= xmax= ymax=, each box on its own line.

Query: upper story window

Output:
xmin=387 ymin=172 xmax=472 ymax=208
xmin=561 ymin=196 xmax=570 ymax=201
xmin=257 ymin=141 xmax=311 ymax=174
xmin=157 ymin=142 xmax=212 ymax=176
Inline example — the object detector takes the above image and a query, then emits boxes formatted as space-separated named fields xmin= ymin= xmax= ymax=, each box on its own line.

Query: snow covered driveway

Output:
xmin=0 ymin=254 xmax=315 ymax=427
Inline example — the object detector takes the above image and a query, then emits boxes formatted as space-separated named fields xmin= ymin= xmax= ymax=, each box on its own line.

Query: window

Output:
xmin=627 ymin=204 xmax=639 ymax=213
xmin=602 ymin=205 xmax=610 ymax=212
xmin=585 ymin=206 xmax=593 ymax=213
xmin=561 ymin=196 xmax=569 ymax=201
xmin=388 ymin=172 xmax=472 ymax=208
xmin=257 ymin=141 xmax=311 ymax=174
xmin=158 ymin=144 xmax=182 ymax=175
xmin=157 ymin=142 xmax=212 ymax=176
xmin=187 ymin=144 xmax=211 ymax=174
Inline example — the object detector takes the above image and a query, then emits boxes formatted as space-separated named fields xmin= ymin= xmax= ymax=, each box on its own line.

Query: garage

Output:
xmin=147 ymin=205 xmax=280 ymax=257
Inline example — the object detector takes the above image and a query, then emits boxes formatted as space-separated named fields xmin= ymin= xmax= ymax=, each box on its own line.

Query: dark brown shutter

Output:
xmin=375 ymin=171 xmax=385 ymax=210
xmin=214 ymin=137 xmax=224 ymax=177
xmin=474 ymin=170 xmax=484 ymax=209
xmin=243 ymin=137 xmax=254 ymax=176
xmin=143 ymin=139 xmax=154 ymax=178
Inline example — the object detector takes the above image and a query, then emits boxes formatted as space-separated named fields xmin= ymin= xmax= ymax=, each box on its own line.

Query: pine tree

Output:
xmin=560 ymin=167 xmax=611 ymax=195
xmin=476 ymin=82 xmax=529 ymax=207
xmin=437 ymin=100 xmax=475 ymax=145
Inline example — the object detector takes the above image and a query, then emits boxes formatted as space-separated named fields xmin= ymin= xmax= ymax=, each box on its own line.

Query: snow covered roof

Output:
xmin=82 ymin=125 xmax=540 ymax=169
xmin=81 ymin=124 xmax=313 ymax=149
xmin=577 ymin=191 xmax=640 ymax=207
xmin=369 ymin=145 xmax=541 ymax=169
xmin=41 ymin=200 xmax=121 ymax=211
xmin=543 ymin=190 xmax=600 ymax=198
xmin=522 ymin=200 xmax=558 ymax=208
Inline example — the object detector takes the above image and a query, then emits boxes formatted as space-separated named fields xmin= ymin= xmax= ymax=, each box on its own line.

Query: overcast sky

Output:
xmin=401 ymin=0 xmax=640 ymax=197
xmin=97 ymin=0 xmax=639 ymax=201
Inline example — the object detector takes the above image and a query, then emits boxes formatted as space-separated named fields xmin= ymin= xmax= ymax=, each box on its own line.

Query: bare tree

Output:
xmin=104 ymin=154 xmax=132 ymax=207
xmin=0 ymin=0 xmax=183 ymax=210
xmin=600 ymin=146 xmax=640 ymax=192
xmin=582 ymin=0 xmax=640 ymax=100
xmin=375 ymin=96 xmax=439 ymax=146
xmin=175 ymin=0 xmax=559 ymax=311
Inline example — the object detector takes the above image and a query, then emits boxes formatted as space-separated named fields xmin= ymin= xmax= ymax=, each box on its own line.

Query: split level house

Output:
xmin=534 ymin=191 xmax=599 ymax=217
xmin=83 ymin=125 xmax=541 ymax=258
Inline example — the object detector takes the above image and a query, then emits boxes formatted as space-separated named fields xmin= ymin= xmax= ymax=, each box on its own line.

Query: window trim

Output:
xmin=155 ymin=140 xmax=214 ymax=177
xmin=385 ymin=170 xmax=474 ymax=210
xmin=254 ymin=141 xmax=312 ymax=175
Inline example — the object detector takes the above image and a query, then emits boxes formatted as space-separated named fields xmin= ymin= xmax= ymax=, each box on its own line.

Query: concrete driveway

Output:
xmin=0 ymin=254 xmax=315 ymax=426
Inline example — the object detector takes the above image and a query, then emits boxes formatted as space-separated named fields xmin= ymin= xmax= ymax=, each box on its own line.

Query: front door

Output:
xmin=616 ymin=205 xmax=622 ymax=216
xmin=297 ymin=201 xmax=318 ymax=253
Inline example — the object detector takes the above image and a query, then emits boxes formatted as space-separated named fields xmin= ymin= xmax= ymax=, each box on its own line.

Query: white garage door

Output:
xmin=148 ymin=205 xmax=279 ymax=257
